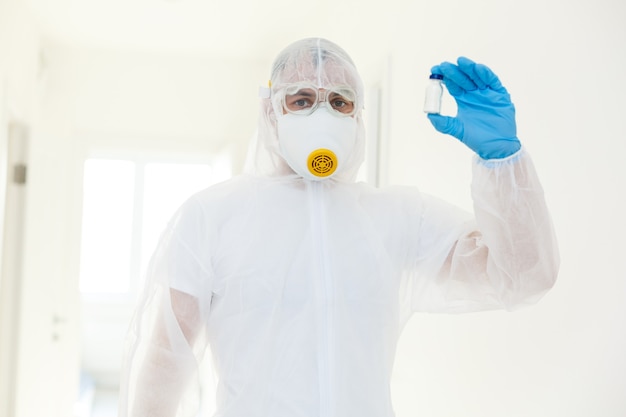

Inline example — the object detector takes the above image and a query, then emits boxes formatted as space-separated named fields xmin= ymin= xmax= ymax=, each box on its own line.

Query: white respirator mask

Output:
xmin=276 ymin=107 xmax=357 ymax=181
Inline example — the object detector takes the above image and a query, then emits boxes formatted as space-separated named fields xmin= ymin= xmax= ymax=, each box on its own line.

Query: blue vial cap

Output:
xmin=429 ymin=73 xmax=444 ymax=80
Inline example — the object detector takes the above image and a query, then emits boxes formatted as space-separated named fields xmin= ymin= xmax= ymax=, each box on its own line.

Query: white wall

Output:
xmin=376 ymin=1 xmax=626 ymax=416
xmin=3 ymin=0 xmax=625 ymax=416
xmin=300 ymin=3 xmax=626 ymax=414
xmin=36 ymin=44 xmax=266 ymax=389
xmin=0 ymin=1 xmax=43 ymax=416
xmin=0 ymin=0 xmax=40 ymax=122
xmin=37 ymin=44 xmax=265 ymax=166
xmin=18 ymin=42 xmax=268 ymax=413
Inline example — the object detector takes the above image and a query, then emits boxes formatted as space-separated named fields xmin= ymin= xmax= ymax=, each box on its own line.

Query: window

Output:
xmin=79 ymin=159 xmax=135 ymax=294
xmin=78 ymin=157 xmax=229 ymax=296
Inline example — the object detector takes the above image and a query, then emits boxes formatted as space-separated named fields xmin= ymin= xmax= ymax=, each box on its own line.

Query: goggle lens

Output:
xmin=281 ymin=85 xmax=356 ymax=116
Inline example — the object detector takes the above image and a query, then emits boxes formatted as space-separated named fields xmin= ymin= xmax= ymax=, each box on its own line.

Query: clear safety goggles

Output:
xmin=276 ymin=83 xmax=357 ymax=117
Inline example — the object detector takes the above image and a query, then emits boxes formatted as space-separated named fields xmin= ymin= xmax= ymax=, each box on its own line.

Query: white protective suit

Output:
xmin=119 ymin=38 xmax=559 ymax=417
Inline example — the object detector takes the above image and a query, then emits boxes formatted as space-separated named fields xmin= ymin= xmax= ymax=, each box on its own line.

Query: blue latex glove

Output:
xmin=427 ymin=57 xmax=521 ymax=160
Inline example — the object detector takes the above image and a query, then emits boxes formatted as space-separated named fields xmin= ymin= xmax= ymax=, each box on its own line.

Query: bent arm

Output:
xmin=437 ymin=149 xmax=560 ymax=311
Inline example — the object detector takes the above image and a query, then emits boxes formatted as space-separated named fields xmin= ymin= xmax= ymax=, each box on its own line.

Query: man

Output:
xmin=119 ymin=37 xmax=559 ymax=417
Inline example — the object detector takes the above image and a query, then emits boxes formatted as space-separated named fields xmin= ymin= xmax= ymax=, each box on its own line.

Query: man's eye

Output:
xmin=286 ymin=95 xmax=313 ymax=109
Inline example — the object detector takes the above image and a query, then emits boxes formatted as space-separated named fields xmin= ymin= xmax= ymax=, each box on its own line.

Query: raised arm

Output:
xmin=412 ymin=57 xmax=559 ymax=312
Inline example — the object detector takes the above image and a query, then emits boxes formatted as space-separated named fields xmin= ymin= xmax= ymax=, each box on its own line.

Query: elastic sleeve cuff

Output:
xmin=474 ymin=146 xmax=526 ymax=168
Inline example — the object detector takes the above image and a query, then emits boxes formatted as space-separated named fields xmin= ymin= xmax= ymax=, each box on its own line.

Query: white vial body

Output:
xmin=423 ymin=77 xmax=443 ymax=114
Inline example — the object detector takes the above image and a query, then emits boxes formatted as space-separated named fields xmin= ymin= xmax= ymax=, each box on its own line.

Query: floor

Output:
xmin=75 ymin=387 xmax=118 ymax=417
xmin=90 ymin=390 xmax=118 ymax=417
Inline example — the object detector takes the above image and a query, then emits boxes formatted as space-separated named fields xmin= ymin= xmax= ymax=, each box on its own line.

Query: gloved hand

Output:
xmin=427 ymin=57 xmax=521 ymax=160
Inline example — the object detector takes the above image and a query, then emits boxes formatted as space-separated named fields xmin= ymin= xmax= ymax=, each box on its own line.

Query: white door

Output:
xmin=0 ymin=122 xmax=78 ymax=417
xmin=0 ymin=83 xmax=24 ymax=417
xmin=9 ymin=122 xmax=82 ymax=417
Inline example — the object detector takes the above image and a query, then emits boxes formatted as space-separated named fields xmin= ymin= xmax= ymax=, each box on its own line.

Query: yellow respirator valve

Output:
xmin=307 ymin=148 xmax=338 ymax=178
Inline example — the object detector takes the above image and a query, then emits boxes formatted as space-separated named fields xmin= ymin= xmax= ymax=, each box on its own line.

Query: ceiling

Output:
xmin=25 ymin=0 xmax=384 ymax=61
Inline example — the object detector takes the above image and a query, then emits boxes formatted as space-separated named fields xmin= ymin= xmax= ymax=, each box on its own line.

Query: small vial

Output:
xmin=423 ymin=73 xmax=444 ymax=114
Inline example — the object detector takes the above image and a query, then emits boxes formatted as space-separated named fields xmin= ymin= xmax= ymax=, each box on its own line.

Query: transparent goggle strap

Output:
xmin=258 ymin=86 xmax=271 ymax=99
